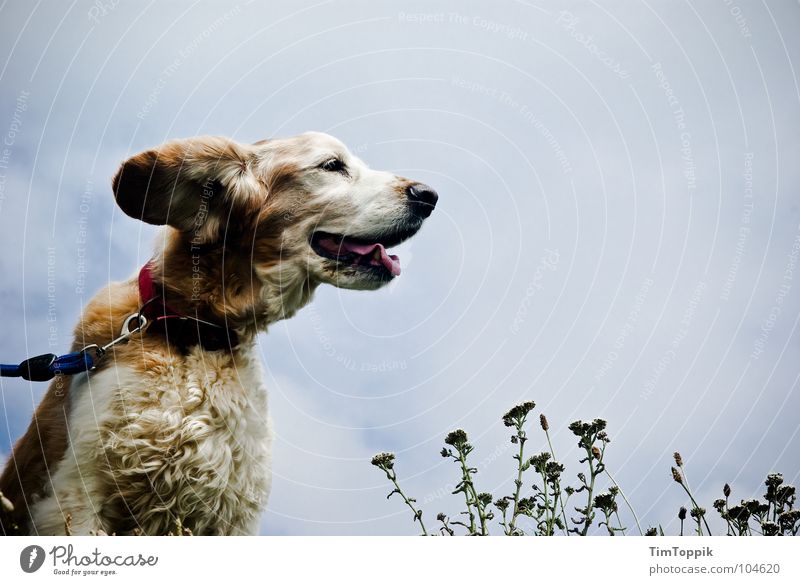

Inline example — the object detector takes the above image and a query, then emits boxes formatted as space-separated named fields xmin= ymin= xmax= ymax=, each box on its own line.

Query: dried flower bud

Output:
xmin=678 ymin=506 xmax=687 ymax=520
xmin=370 ymin=452 xmax=396 ymax=470
xmin=671 ymin=466 xmax=683 ymax=484
xmin=779 ymin=509 xmax=800 ymax=532
xmin=540 ymin=414 xmax=549 ymax=431
xmin=517 ymin=496 xmax=535 ymax=515
xmin=645 ymin=527 xmax=657 ymax=536
xmin=529 ymin=452 xmax=551 ymax=470
xmin=444 ymin=429 xmax=469 ymax=448
xmin=591 ymin=446 xmax=601 ymax=460
xmin=568 ymin=420 xmax=586 ymax=435
xmin=727 ymin=504 xmax=748 ymax=523
xmin=502 ymin=401 xmax=536 ymax=427
xmin=593 ymin=491 xmax=618 ymax=512
xmin=690 ymin=506 xmax=706 ymax=519
xmin=776 ymin=484 xmax=795 ymax=503
xmin=546 ymin=461 xmax=565 ymax=479
xmin=673 ymin=452 xmax=683 ymax=467
xmin=723 ymin=483 xmax=731 ymax=498
xmin=765 ymin=473 xmax=784 ymax=489
xmin=436 ymin=512 xmax=447 ymax=522
xmin=761 ymin=521 xmax=779 ymax=536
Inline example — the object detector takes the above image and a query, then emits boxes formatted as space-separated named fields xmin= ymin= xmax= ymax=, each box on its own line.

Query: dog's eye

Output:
xmin=319 ymin=158 xmax=346 ymax=173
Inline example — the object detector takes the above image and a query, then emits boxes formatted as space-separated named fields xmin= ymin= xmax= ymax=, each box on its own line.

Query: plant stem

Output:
xmin=604 ymin=469 xmax=642 ymax=535
xmin=540 ymin=467 xmax=552 ymax=535
xmin=601 ymin=510 xmax=615 ymax=535
xmin=454 ymin=451 xmax=479 ymax=535
xmin=543 ymin=428 xmax=570 ymax=535
xmin=385 ymin=467 xmax=428 ymax=536
xmin=580 ymin=443 xmax=599 ymax=536
xmin=507 ymin=430 xmax=527 ymax=535
xmin=677 ymin=463 xmax=712 ymax=536
xmin=561 ymin=490 xmax=573 ymax=535
xmin=498 ymin=505 xmax=509 ymax=534
xmin=677 ymin=482 xmax=712 ymax=536
xmin=612 ymin=510 xmax=627 ymax=535
xmin=723 ymin=497 xmax=733 ymax=536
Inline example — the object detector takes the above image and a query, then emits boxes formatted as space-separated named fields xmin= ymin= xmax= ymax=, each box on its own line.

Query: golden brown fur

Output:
xmin=0 ymin=131 xmax=435 ymax=535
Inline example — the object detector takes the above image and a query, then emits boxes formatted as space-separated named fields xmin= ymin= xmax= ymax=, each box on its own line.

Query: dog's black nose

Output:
xmin=406 ymin=183 xmax=438 ymax=218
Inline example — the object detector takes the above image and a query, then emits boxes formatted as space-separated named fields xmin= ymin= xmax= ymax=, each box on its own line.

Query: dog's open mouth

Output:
xmin=310 ymin=229 xmax=417 ymax=277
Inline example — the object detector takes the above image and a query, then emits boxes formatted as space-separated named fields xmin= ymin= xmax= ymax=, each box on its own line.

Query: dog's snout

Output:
xmin=406 ymin=183 xmax=438 ymax=218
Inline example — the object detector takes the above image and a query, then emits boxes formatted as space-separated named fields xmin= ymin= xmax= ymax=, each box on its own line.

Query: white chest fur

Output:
xmin=30 ymin=343 xmax=273 ymax=535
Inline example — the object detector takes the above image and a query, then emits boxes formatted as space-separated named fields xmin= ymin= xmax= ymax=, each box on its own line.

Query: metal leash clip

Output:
xmin=80 ymin=312 xmax=149 ymax=370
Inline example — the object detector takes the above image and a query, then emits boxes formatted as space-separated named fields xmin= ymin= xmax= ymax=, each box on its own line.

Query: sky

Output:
xmin=0 ymin=0 xmax=798 ymax=536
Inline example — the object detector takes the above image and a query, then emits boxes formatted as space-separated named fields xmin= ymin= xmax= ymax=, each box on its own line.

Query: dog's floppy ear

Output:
xmin=113 ymin=136 xmax=260 ymax=238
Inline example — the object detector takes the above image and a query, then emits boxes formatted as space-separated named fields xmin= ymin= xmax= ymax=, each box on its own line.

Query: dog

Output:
xmin=0 ymin=132 xmax=437 ymax=535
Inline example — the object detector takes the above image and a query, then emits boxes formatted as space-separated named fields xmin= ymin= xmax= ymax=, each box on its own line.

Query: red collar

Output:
xmin=137 ymin=262 xmax=239 ymax=351
xmin=138 ymin=261 xmax=177 ymax=320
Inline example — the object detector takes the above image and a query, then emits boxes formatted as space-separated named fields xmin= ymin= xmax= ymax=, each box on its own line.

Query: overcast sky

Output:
xmin=0 ymin=0 xmax=798 ymax=535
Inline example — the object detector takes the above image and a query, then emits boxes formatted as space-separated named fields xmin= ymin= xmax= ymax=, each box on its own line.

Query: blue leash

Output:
xmin=0 ymin=313 xmax=148 ymax=382
xmin=0 ymin=351 xmax=97 ymax=382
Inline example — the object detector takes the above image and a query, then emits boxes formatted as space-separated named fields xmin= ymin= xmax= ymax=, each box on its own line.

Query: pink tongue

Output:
xmin=341 ymin=240 xmax=401 ymax=276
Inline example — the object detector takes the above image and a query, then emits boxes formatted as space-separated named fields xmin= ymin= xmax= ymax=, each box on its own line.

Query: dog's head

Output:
xmin=112 ymin=132 xmax=437 ymax=322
